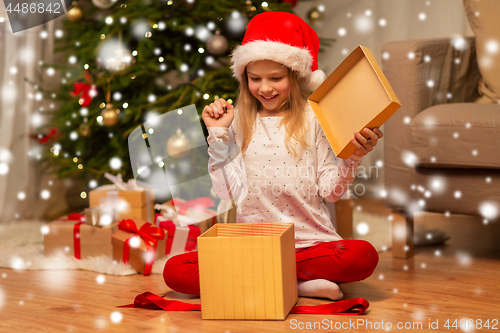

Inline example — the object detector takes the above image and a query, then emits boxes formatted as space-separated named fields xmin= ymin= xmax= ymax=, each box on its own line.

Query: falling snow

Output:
xmin=109 ymin=157 xmax=122 ymax=170
xmin=478 ymin=201 xmax=499 ymax=220
xmin=110 ymin=311 xmax=123 ymax=323
xmin=40 ymin=190 xmax=50 ymax=200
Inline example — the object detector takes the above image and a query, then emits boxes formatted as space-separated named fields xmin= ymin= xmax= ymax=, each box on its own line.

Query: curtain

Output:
xmin=0 ymin=9 xmax=67 ymax=222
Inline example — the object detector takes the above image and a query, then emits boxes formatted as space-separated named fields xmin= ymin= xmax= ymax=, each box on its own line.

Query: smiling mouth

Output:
xmin=260 ymin=95 xmax=278 ymax=101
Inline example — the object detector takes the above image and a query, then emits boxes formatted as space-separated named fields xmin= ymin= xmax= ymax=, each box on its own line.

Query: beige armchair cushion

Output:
xmin=411 ymin=103 xmax=500 ymax=168
xmin=464 ymin=0 xmax=500 ymax=103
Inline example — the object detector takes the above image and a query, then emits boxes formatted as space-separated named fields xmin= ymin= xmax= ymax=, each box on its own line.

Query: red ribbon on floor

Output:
xmin=118 ymin=220 xmax=165 ymax=275
xmin=118 ymin=292 xmax=369 ymax=316
xmin=58 ymin=213 xmax=85 ymax=259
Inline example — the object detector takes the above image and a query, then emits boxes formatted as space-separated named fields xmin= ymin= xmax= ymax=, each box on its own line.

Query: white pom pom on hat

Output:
xmin=230 ymin=11 xmax=326 ymax=91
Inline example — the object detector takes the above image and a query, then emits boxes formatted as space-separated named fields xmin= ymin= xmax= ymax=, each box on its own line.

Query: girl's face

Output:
xmin=246 ymin=60 xmax=290 ymax=115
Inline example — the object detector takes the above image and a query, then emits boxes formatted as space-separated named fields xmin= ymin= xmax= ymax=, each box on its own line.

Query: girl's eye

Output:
xmin=250 ymin=78 xmax=260 ymax=81
xmin=272 ymin=77 xmax=283 ymax=81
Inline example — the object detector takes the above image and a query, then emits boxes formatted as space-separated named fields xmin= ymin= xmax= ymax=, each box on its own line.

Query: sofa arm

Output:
xmin=382 ymin=37 xmax=481 ymax=212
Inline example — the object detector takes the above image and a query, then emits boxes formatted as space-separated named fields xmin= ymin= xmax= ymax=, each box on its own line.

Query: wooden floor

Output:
xmin=1 ymin=200 xmax=499 ymax=332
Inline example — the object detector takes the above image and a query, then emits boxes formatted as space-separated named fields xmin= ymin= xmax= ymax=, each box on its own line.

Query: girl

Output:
xmin=164 ymin=11 xmax=382 ymax=301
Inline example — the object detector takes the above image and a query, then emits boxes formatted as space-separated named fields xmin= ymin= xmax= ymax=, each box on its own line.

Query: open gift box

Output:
xmin=44 ymin=214 xmax=119 ymax=259
xmin=197 ymin=223 xmax=297 ymax=320
xmin=308 ymin=45 xmax=401 ymax=159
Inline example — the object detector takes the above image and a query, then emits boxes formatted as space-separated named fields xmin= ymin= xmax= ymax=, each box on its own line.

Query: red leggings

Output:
xmin=163 ymin=239 xmax=379 ymax=295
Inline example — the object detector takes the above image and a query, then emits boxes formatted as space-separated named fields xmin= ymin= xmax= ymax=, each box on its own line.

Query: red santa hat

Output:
xmin=230 ymin=11 xmax=326 ymax=91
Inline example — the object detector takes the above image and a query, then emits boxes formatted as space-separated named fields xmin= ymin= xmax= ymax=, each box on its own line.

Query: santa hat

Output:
xmin=230 ymin=11 xmax=326 ymax=91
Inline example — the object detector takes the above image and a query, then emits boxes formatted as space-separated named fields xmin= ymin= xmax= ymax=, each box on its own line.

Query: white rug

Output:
xmin=0 ymin=221 xmax=168 ymax=276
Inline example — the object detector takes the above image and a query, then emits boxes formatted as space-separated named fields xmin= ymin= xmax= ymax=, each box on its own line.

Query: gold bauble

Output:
xmin=100 ymin=104 xmax=120 ymax=127
xmin=66 ymin=4 xmax=84 ymax=22
xmin=79 ymin=122 xmax=90 ymax=137
xmin=166 ymin=128 xmax=192 ymax=158
xmin=206 ymin=34 xmax=229 ymax=55
xmin=307 ymin=6 xmax=324 ymax=25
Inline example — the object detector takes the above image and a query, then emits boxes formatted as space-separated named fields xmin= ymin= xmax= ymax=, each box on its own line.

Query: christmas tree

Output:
xmin=31 ymin=0 xmax=295 ymax=203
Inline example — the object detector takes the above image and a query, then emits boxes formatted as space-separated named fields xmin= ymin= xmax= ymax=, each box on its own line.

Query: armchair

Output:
xmin=382 ymin=1 xmax=500 ymax=258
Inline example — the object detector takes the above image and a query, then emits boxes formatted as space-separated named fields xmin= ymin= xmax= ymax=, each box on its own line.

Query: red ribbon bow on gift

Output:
xmin=118 ymin=219 xmax=165 ymax=275
xmin=171 ymin=197 xmax=215 ymax=216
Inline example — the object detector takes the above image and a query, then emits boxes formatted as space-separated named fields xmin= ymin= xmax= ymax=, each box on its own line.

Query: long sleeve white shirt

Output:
xmin=206 ymin=106 xmax=362 ymax=248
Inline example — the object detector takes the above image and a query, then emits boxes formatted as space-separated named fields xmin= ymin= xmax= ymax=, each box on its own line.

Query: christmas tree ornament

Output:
xmin=79 ymin=122 xmax=91 ymax=137
xmin=33 ymin=128 xmax=60 ymax=144
xmin=96 ymin=38 xmax=135 ymax=72
xmin=92 ymin=0 xmax=116 ymax=9
xmin=66 ymin=3 xmax=84 ymax=22
xmin=225 ymin=10 xmax=248 ymax=37
xmin=307 ymin=5 xmax=324 ymax=25
xmin=206 ymin=33 xmax=229 ymax=55
xmin=245 ymin=0 xmax=257 ymax=16
xmin=166 ymin=128 xmax=192 ymax=158
xmin=100 ymin=104 xmax=120 ymax=127
xmin=70 ymin=71 xmax=97 ymax=107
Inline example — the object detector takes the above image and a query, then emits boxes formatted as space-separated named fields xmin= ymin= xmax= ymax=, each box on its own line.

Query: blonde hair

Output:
xmin=234 ymin=66 xmax=311 ymax=161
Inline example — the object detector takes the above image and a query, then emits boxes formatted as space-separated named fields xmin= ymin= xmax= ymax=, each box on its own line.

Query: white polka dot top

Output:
xmin=207 ymin=106 xmax=363 ymax=248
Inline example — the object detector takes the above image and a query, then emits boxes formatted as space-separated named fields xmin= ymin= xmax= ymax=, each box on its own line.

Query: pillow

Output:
xmin=463 ymin=0 xmax=500 ymax=104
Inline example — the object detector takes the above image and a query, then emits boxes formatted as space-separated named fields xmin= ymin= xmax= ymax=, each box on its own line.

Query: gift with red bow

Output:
xmin=44 ymin=213 xmax=119 ymax=259
xmin=154 ymin=197 xmax=217 ymax=256
xmin=157 ymin=197 xmax=216 ymax=229
xmin=111 ymin=218 xmax=166 ymax=275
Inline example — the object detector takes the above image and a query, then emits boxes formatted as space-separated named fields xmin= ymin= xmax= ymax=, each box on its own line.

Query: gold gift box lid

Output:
xmin=308 ymin=45 xmax=401 ymax=159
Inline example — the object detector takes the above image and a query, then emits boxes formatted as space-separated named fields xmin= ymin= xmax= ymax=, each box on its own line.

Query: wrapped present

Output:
xmin=84 ymin=206 xmax=116 ymax=227
xmin=89 ymin=173 xmax=155 ymax=223
xmin=44 ymin=213 xmax=119 ymax=259
xmin=198 ymin=223 xmax=297 ymax=320
xmin=154 ymin=197 xmax=217 ymax=256
xmin=155 ymin=215 xmax=200 ymax=256
xmin=157 ymin=197 xmax=217 ymax=230
xmin=112 ymin=218 xmax=166 ymax=275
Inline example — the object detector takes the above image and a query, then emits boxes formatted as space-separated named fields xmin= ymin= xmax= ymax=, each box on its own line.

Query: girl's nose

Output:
xmin=260 ymin=80 xmax=273 ymax=93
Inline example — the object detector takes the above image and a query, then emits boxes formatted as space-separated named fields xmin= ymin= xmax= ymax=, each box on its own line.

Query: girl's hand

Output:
xmin=202 ymin=98 xmax=234 ymax=128
xmin=350 ymin=128 xmax=384 ymax=158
